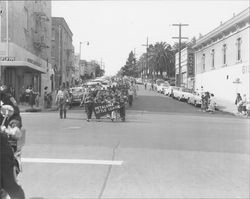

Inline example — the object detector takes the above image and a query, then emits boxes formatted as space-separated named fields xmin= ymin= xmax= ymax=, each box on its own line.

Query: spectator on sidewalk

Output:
xmin=29 ymin=85 xmax=35 ymax=109
xmin=241 ymin=94 xmax=247 ymax=115
xmin=235 ymin=93 xmax=243 ymax=114
xmin=128 ymin=88 xmax=133 ymax=106
xmin=44 ymin=86 xmax=48 ymax=108
xmin=207 ymin=94 xmax=216 ymax=113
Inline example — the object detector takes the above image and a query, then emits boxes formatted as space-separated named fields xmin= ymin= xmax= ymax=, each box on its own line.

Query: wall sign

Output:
xmin=27 ymin=58 xmax=42 ymax=67
xmin=0 ymin=57 xmax=15 ymax=61
xmin=187 ymin=53 xmax=194 ymax=76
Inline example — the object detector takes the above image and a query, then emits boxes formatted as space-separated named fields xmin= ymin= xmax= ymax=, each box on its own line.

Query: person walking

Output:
xmin=128 ymin=88 xmax=133 ymax=107
xmin=55 ymin=86 xmax=69 ymax=119
xmin=84 ymin=92 xmax=94 ymax=122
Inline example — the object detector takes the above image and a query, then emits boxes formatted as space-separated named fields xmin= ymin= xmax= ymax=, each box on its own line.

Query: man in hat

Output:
xmin=84 ymin=92 xmax=94 ymax=122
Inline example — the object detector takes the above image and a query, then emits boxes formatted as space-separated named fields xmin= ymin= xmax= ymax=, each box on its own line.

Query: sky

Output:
xmin=52 ymin=0 xmax=249 ymax=76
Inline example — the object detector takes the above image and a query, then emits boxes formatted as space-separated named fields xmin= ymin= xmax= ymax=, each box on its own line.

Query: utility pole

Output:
xmin=172 ymin=23 xmax=189 ymax=86
xmin=142 ymin=37 xmax=149 ymax=81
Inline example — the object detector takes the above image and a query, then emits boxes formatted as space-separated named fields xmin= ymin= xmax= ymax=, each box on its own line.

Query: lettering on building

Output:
xmin=27 ymin=58 xmax=42 ymax=67
xmin=0 ymin=57 xmax=15 ymax=61
xmin=187 ymin=53 xmax=194 ymax=76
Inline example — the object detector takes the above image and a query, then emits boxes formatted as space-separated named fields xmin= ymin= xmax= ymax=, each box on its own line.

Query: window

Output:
xmin=222 ymin=44 xmax=227 ymax=65
xmin=236 ymin=38 xmax=242 ymax=61
xmin=24 ymin=7 xmax=29 ymax=30
xmin=202 ymin=54 xmax=205 ymax=71
xmin=211 ymin=49 xmax=215 ymax=68
xmin=52 ymin=28 xmax=55 ymax=40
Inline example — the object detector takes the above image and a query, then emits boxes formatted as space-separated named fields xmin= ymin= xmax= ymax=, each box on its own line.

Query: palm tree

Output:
xmin=150 ymin=42 xmax=175 ymax=79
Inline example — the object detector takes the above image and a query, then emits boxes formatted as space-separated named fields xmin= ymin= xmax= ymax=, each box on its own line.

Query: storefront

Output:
xmin=0 ymin=59 xmax=46 ymax=102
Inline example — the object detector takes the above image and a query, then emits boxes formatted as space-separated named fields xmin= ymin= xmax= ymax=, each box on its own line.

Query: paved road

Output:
xmin=19 ymin=86 xmax=249 ymax=198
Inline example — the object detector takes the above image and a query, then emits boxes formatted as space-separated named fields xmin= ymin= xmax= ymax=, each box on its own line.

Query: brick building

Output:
xmin=0 ymin=1 xmax=53 ymax=103
xmin=51 ymin=17 xmax=74 ymax=89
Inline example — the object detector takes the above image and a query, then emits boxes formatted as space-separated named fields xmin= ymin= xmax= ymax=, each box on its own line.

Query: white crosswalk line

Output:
xmin=22 ymin=158 xmax=123 ymax=166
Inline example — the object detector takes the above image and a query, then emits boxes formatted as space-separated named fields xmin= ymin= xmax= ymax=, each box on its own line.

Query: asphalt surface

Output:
xmin=19 ymin=86 xmax=249 ymax=199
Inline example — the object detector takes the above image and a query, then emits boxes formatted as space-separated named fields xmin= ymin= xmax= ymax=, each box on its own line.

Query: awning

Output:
xmin=0 ymin=61 xmax=46 ymax=73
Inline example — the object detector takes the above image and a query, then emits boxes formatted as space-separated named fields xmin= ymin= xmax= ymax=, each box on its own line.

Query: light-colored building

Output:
xmin=51 ymin=17 xmax=74 ymax=89
xmin=0 ymin=1 xmax=53 ymax=102
xmin=175 ymin=46 xmax=195 ymax=89
xmin=193 ymin=7 xmax=250 ymax=102
xmin=72 ymin=54 xmax=80 ymax=85
xmin=79 ymin=59 xmax=98 ymax=80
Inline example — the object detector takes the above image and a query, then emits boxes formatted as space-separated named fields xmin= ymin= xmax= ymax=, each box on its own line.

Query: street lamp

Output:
xmin=79 ymin=41 xmax=89 ymax=60
xmin=79 ymin=41 xmax=89 ymax=81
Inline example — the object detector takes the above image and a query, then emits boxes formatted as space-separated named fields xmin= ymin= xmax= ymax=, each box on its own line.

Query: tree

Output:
xmin=148 ymin=42 xmax=175 ymax=78
xmin=119 ymin=51 xmax=137 ymax=77
xmin=95 ymin=64 xmax=105 ymax=77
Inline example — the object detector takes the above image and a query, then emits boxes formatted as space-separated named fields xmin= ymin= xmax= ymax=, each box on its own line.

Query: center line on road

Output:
xmin=22 ymin=158 xmax=123 ymax=166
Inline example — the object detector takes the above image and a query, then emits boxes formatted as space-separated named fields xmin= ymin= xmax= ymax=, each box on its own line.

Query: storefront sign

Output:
xmin=187 ymin=53 xmax=194 ymax=76
xmin=27 ymin=58 xmax=42 ymax=67
xmin=0 ymin=56 xmax=15 ymax=61
xmin=93 ymin=103 xmax=121 ymax=118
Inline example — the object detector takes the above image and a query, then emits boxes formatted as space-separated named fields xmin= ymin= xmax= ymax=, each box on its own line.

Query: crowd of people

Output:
xmin=55 ymin=78 xmax=138 ymax=121
xmin=235 ymin=93 xmax=248 ymax=116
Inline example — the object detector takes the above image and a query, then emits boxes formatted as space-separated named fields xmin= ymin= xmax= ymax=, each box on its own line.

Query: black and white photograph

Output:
xmin=0 ymin=0 xmax=249 ymax=198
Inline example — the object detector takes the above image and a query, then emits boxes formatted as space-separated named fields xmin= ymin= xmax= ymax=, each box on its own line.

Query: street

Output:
xmin=19 ymin=86 xmax=249 ymax=198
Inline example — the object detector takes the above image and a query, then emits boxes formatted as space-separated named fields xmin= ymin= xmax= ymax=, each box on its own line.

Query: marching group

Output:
xmin=55 ymin=79 xmax=138 ymax=121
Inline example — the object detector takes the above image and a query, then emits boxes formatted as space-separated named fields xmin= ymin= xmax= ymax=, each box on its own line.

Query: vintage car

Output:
xmin=69 ymin=87 xmax=85 ymax=105
xmin=187 ymin=91 xmax=203 ymax=107
xmin=157 ymin=82 xmax=170 ymax=94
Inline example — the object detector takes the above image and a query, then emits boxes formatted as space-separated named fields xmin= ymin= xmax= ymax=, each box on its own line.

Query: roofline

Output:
xmin=193 ymin=7 xmax=249 ymax=48
xmin=52 ymin=17 xmax=73 ymax=36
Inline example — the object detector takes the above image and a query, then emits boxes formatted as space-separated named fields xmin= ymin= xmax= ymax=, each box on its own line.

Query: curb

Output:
xmin=20 ymin=107 xmax=58 ymax=113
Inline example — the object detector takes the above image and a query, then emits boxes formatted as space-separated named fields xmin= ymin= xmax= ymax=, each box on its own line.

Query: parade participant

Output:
xmin=55 ymin=86 xmax=69 ymax=119
xmin=105 ymin=95 xmax=114 ymax=120
xmin=0 ymin=85 xmax=25 ymax=199
xmin=119 ymin=94 xmax=126 ymax=121
xmin=84 ymin=92 xmax=94 ymax=122
xmin=94 ymin=94 xmax=104 ymax=122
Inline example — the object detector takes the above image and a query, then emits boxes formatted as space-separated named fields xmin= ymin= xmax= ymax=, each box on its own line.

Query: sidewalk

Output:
xmin=18 ymin=104 xmax=58 ymax=112
xmin=215 ymin=98 xmax=238 ymax=115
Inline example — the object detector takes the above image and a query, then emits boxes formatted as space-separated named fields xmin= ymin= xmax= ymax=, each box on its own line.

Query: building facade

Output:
xmin=175 ymin=46 xmax=195 ymax=89
xmin=72 ymin=54 xmax=80 ymax=85
xmin=0 ymin=1 xmax=53 ymax=102
xmin=79 ymin=59 xmax=98 ymax=80
xmin=51 ymin=17 xmax=74 ymax=89
xmin=193 ymin=7 xmax=249 ymax=102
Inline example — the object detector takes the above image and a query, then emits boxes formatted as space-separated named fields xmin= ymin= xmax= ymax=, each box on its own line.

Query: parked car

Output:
xmin=182 ymin=88 xmax=194 ymax=101
xmin=172 ymin=87 xmax=182 ymax=99
xmin=69 ymin=87 xmax=85 ymax=105
xmin=187 ymin=91 xmax=203 ymax=107
xmin=157 ymin=82 xmax=170 ymax=93
xmin=136 ymin=78 xmax=143 ymax=84
xmin=163 ymin=86 xmax=175 ymax=96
